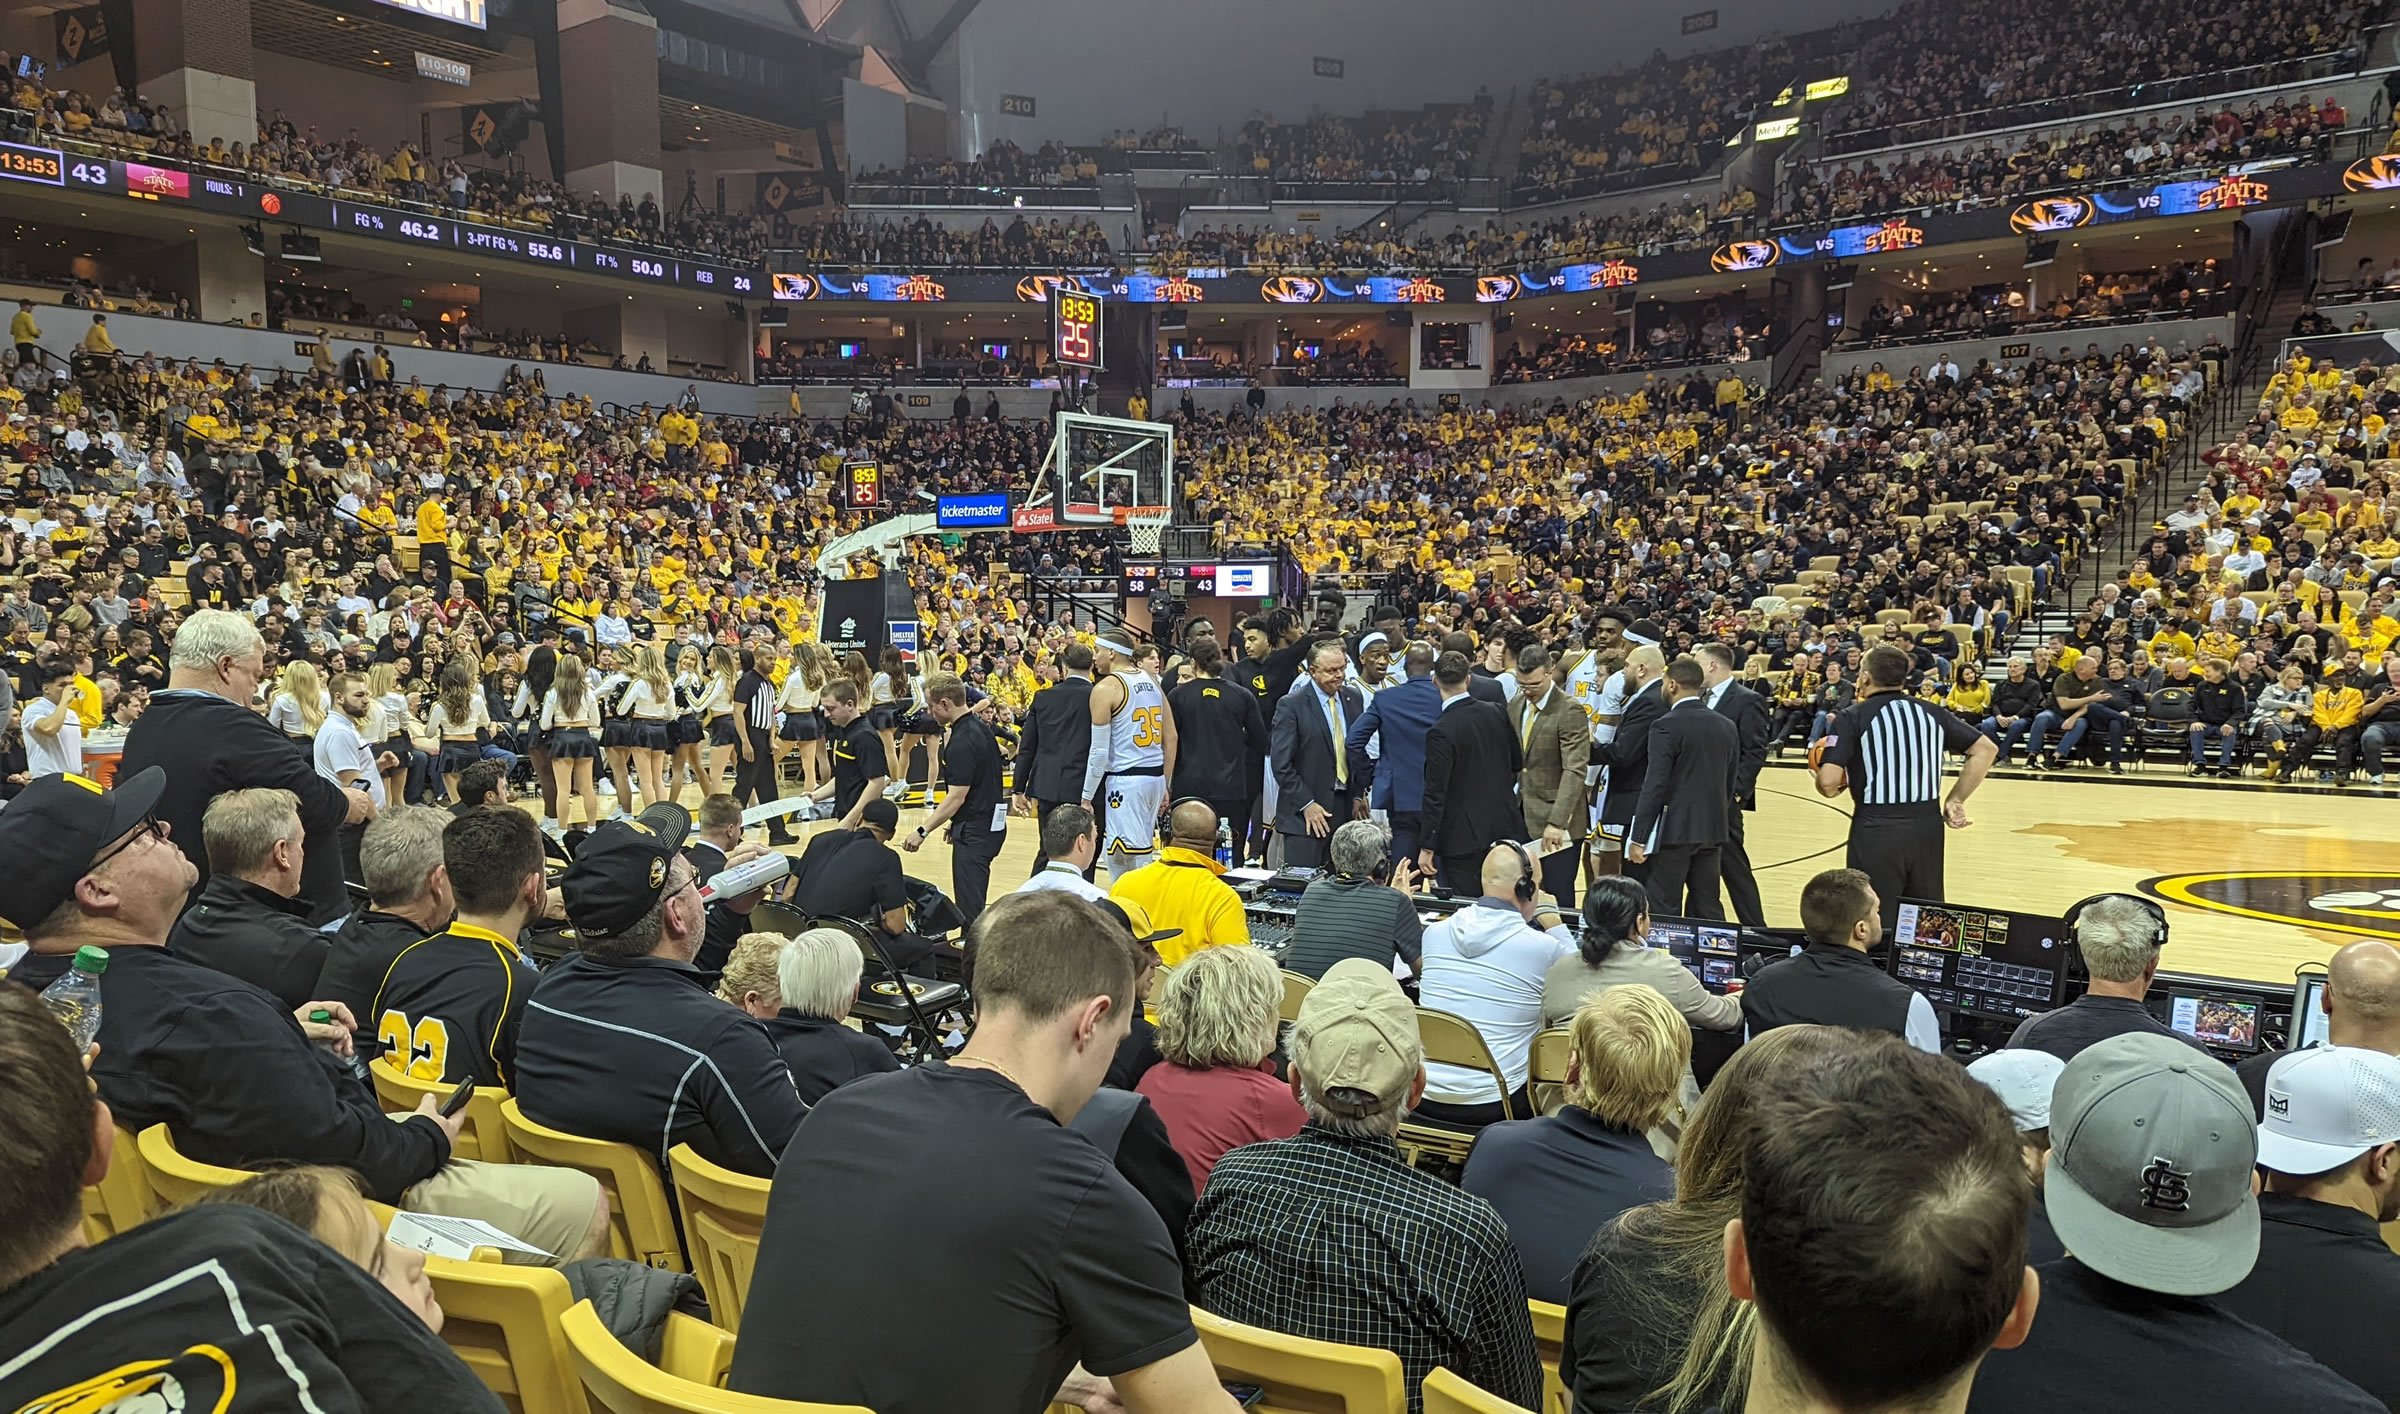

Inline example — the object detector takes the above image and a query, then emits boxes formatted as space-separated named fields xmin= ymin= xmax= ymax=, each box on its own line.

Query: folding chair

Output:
xmin=499 ymin=1098 xmax=687 ymax=1271
xmin=1527 ymin=1027 xmax=1572 ymax=1118
xmin=560 ymin=1300 xmax=871 ymax=1413
xmin=1425 ymin=1367 xmax=1538 ymax=1414
xmin=1280 ymin=969 xmax=1316 ymax=1025
xmin=1191 ymin=1307 xmax=1406 ymax=1414
xmin=668 ymin=1143 xmax=771 ymax=1329
xmin=371 ymin=1057 xmax=517 ymax=1163
xmin=809 ymin=913 xmax=963 ymax=1058
xmin=1397 ymin=1008 xmax=1516 ymax=1169
xmin=1528 ymin=1301 xmax=1568 ymax=1414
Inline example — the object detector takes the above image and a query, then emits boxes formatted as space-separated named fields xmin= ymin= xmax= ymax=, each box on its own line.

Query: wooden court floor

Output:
xmin=734 ymin=764 xmax=2400 ymax=991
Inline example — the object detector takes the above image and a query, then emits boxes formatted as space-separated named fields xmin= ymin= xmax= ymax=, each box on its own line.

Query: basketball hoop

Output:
xmin=1122 ymin=505 xmax=1170 ymax=555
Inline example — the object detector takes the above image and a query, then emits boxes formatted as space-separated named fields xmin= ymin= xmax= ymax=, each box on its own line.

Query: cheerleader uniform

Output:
xmin=867 ymin=670 xmax=898 ymax=732
xmin=375 ymin=690 xmax=415 ymax=767
xmin=542 ymin=687 xmax=601 ymax=758
xmin=595 ymin=671 xmax=634 ymax=750
xmin=777 ymin=670 xmax=823 ymax=741
xmin=267 ymin=691 xmax=327 ymax=754
xmin=703 ymin=674 xmax=738 ymax=747
xmin=671 ymin=670 xmax=707 ymax=746
xmin=624 ymin=677 xmax=676 ymax=752
xmin=428 ymin=697 xmax=490 ymax=776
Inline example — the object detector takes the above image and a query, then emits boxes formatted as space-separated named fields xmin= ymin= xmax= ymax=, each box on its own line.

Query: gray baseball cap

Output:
xmin=2044 ymin=1033 xmax=2259 ymax=1296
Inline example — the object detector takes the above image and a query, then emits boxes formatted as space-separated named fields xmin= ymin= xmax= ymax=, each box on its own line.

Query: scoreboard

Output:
xmin=1052 ymin=288 xmax=1104 ymax=371
xmin=845 ymin=461 xmax=882 ymax=509
xmin=1121 ymin=561 xmax=1273 ymax=597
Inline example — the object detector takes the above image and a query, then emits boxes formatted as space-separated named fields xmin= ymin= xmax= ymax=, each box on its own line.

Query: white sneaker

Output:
xmin=598 ymin=779 xmax=617 ymax=797
xmin=540 ymin=818 xmax=564 ymax=839
xmin=883 ymin=780 xmax=910 ymax=801
xmin=2374 ymin=774 xmax=2389 ymax=786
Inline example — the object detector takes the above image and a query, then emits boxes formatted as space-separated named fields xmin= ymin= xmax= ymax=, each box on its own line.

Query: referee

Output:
xmin=1815 ymin=644 xmax=1996 ymax=931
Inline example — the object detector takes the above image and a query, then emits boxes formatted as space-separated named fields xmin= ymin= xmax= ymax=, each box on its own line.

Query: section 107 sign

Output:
xmin=1053 ymin=288 xmax=1104 ymax=370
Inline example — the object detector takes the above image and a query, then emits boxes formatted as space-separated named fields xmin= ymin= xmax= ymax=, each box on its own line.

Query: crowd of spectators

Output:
xmin=1787 ymin=94 xmax=2354 ymax=225
xmin=780 ymin=214 xmax=1117 ymax=268
xmin=1239 ymin=101 xmax=1490 ymax=187
xmin=1844 ymin=261 xmax=2230 ymax=347
xmin=853 ymin=138 xmax=1101 ymax=193
xmin=1513 ymin=37 xmax=1796 ymax=200
xmin=1829 ymin=0 xmax=2369 ymax=147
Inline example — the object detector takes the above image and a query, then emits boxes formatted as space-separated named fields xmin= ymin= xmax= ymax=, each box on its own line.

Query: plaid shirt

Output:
xmin=1188 ymin=1124 xmax=1541 ymax=1412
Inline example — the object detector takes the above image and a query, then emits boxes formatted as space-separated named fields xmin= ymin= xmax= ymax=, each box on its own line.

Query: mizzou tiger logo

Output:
xmin=2343 ymin=154 xmax=2400 ymax=191
xmin=1260 ymin=276 xmax=1324 ymax=303
xmin=1475 ymin=274 xmax=1523 ymax=302
xmin=2142 ymin=872 xmax=2400 ymax=942
xmin=2009 ymin=196 xmax=2095 ymax=233
xmin=1710 ymin=240 xmax=1780 ymax=271
xmin=1014 ymin=274 xmax=1070 ymax=302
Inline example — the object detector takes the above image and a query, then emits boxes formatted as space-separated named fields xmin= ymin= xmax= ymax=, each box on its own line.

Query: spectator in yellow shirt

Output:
xmin=10 ymin=301 xmax=38 ymax=363
xmin=2296 ymin=678 xmax=2365 ymax=782
xmin=77 ymin=314 xmax=116 ymax=358
xmin=415 ymin=495 xmax=451 ymax=581
xmin=1109 ymin=801 xmax=1249 ymax=968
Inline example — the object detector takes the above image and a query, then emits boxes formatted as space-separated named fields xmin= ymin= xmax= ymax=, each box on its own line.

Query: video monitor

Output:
xmin=1891 ymin=899 xmax=2069 ymax=1021
xmin=1648 ymin=916 xmax=1742 ymax=994
xmin=2168 ymin=991 xmax=2261 ymax=1053
xmin=2294 ymin=974 xmax=2331 ymax=1050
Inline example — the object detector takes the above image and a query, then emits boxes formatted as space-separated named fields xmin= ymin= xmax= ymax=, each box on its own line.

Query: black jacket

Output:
xmin=1599 ymin=680 xmax=1668 ymax=830
xmin=1990 ymin=675 xmax=2047 ymax=719
xmin=315 ymin=907 xmax=437 ymax=1021
xmin=121 ymin=689 xmax=355 ymax=924
xmin=10 ymin=944 xmax=449 ymax=1202
xmin=166 ymin=873 xmax=332 ymax=1012
xmin=1709 ymin=681 xmax=1773 ymax=809
xmin=1629 ymin=698 xmax=1738 ymax=848
xmin=764 ymin=1010 xmax=902 ymax=1104
xmin=1270 ymin=681 xmax=1370 ymax=830
xmin=1419 ymin=695 xmax=1524 ymax=859
xmin=1741 ymin=942 xmax=1916 ymax=1039
xmin=1168 ymin=675 xmax=1269 ymax=801
xmin=514 ymin=950 xmax=808 ymax=1177
xmin=1015 ymin=675 xmax=1094 ymax=802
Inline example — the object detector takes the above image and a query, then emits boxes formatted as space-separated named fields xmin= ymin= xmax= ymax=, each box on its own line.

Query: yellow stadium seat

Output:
xmin=1527 ymin=1302 xmax=1567 ymax=1414
xmin=668 ymin=1144 xmax=770 ymax=1329
xmin=82 ymin=1123 xmax=157 ymax=1243
xmin=422 ymin=1253 xmax=591 ymax=1414
xmin=1192 ymin=1307 xmax=1406 ymax=1414
xmin=136 ymin=1124 xmax=254 ymax=1207
xmin=658 ymin=1312 xmax=739 ymax=1387
xmin=1280 ymin=969 xmax=1316 ymax=1025
xmin=1397 ymin=1009 xmax=1515 ymax=1169
xmin=500 ymin=1098 xmax=686 ymax=1271
xmin=561 ymin=1300 xmax=869 ymax=1413
xmin=1527 ymin=1028 xmax=1571 ymax=1090
xmin=372 ymin=1058 xmax=517 ymax=1163
xmin=1425 ymin=1367 xmax=1537 ymax=1414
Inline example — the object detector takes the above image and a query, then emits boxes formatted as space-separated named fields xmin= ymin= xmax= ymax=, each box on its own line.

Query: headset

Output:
xmin=1507 ymin=840 xmax=1538 ymax=904
xmin=2063 ymin=892 xmax=2169 ymax=950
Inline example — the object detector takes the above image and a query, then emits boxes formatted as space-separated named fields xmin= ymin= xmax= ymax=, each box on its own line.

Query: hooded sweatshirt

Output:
xmin=1416 ymin=897 xmax=1577 ymax=1104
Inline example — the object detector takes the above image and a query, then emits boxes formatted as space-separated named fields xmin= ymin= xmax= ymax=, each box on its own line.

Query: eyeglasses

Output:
xmin=88 ymin=815 xmax=166 ymax=876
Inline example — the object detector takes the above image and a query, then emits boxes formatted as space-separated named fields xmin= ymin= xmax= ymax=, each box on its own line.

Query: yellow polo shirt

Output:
xmin=1109 ymin=846 xmax=1249 ymax=968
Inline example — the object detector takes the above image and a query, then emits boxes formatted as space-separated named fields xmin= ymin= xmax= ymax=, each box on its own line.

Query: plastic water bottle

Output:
xmin=1216 ymin=820 xmax=1234 ymax=867
xmin=311 ymin=1008 xmax=374 ymax=1088
xmin=38 ymin=946 xmax=108 ymax=1051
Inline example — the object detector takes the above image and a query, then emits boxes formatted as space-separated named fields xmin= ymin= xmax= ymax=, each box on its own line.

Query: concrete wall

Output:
xmin=1817 ymin=315 xmax=2234 ymax=381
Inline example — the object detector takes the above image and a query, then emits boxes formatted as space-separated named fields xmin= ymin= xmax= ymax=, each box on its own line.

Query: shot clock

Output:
xmin=1052 ymin=288 xmax=1105 ymax=371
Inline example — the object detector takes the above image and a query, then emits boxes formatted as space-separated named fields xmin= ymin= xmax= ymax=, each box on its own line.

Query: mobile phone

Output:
xmin=438 ymin=1075 xmax=478 ymax=1117
xmin=1221 ymin=1384 xmax=1266 ymax=1409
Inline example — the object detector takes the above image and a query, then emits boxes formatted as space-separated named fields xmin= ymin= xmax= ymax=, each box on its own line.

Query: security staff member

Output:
xmin=1168 ymin=638 xmax=1269 ymax=856
xmin=1742 ymin=866 xmax=1942 ymax=1052
xmin=370 ymin=809 xmax=548 ymax=1089
xmin=901 ymin=673 xmax=1006 ymax=924
xmin=1815 ymin=643 xmax=1996 ymax=933
xmin=809 ymin=679 xmax=888 ymax=831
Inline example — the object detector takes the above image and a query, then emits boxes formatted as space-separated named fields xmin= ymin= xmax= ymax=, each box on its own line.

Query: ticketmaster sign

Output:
xmin=371 ymin=0 xmax=487 ymax=30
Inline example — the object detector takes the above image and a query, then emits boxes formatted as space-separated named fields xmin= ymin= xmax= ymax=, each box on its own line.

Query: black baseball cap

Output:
xmin=859 ymin=798 xmax=899 ymax=833
xmin=560 ymin=802 xmax=693 ymax=938
xmin=0 ymin=767 xmax=167 ymax=929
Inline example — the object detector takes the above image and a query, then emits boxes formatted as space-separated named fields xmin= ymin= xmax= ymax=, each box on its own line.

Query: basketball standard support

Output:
xmin=813 ymin=512 xmax=937 ymax=578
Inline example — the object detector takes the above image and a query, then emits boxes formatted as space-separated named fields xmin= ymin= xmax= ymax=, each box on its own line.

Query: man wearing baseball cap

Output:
xmin=1967 ymin=1048 xmax=2068 ymax=1265
xmin=0 ymin=769 xmax=605 ymax=1265
xmin=513 ymin=803 xmax=807 ymax=1183
xmin=1189 ymin=959 xmax=1541 ymax=1411
xmin=1966 ymin=1034 xmax=2380 ymax=1413
xmin=2217 ymin=1046 xmax=2400 ymax=1407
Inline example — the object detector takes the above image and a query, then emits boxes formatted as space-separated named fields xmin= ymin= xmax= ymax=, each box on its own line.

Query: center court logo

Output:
xmin=2141 ymin=872 xmax=2400 ymax=942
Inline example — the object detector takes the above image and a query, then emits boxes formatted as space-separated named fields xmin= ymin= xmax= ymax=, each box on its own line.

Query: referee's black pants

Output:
xmin=734 ymin=724 xmax=790 ymax=840
xmin=1847 ymin=809 xmax=1945 ymax=934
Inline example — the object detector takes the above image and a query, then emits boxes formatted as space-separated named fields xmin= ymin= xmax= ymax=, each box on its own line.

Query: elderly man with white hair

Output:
xmin=119 ymin=609 xmax=373 ymax=924
xmin=715 ymin=928 xmax=901 ymax=1104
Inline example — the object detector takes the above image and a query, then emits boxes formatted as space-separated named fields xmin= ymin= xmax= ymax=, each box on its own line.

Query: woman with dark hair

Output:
xmin=1541 ymin=875 xmax=1743 ymax=1033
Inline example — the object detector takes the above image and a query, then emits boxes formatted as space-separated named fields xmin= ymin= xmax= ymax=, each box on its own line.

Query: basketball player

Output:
xmin=1572 ymin=611 xmax=1650 ymax=878
xmin=1082 ymin=636 xmax=1177 ymax=881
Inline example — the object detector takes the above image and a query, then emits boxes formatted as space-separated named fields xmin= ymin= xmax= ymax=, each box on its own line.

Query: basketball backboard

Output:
xmin=1050 ymin=410 xmax=1174 ymax=526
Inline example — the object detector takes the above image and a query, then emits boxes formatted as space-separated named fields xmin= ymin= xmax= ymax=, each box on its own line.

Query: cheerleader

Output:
xmin=592 ymin=646 xmax=638 ymax=817
xmin=268 ymin=661 xmax=329 ymax=754
xmin=365 ymin=661 xmax=416 ymax=806
xmin=884 ymin=648 xmax=937 ymax=802
xmin=775 ymin=642 xmax=828 ymax=799
xmin=670 ymin=645 xmax=710 ymax=800
xmin=701 ymin=645 xmax=740 ymax=790
xmin=623 ymin=646 xmax=677 ymax=809
xmin=427 ymin=658 xmax=491 ymax=805
xmin=868 ymin=646 xmax=906 ymax=786
xmin=541 ymin=651 xmax=604 ymax=833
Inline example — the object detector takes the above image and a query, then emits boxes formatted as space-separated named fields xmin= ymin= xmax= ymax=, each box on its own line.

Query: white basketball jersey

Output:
xmin=1108 ymin=669 xmax=1168 ymax=769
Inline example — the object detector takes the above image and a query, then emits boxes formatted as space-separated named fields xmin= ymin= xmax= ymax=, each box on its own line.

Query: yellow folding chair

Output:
xmin=500 ymin=1098 xmax=686 ymax=1271
xmin=1527 ymin=1028 xmax=1572 ymax=1118
xmin=668 ymin=1143 xmax=771 ymax=1329
xmin=1424 ymin=1366 xmax=1538 ymax=1414
xmin=135 ymin=1125 xmax=255 ymax=1208
xmin=560 ymin=1300 xmax=872 ymax=1413
xmin=371 ymin=1058 xmax=517 ymax=1163
xmin=1191 ymin=1307 xmax=1406 ymax=1414
xmin=82 ymin=1122 xmax=157 ymax=1242
xmin=1528 ymin=1301 xmax=1567 ymax=1414
xmin=1397 ymin=1009 xmax=1515 ymax=1168
xmin=422 ymin=1253 xmax=590 ymax=1414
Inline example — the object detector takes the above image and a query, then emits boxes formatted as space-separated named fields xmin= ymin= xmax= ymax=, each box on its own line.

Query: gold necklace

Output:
xmin=949 ymin=1054 xmax=1025 ymax=1092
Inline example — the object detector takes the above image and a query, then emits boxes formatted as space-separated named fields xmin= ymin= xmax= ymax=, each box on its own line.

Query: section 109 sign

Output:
xmin=1053 ymin=288 xmax=1104 ymax=370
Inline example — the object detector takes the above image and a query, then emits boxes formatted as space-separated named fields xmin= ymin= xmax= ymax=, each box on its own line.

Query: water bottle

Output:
xmin=38 ymin=946 xmax=108 ymax=1052
xmin=1216 ymin=820 xmax=1234 ymax=867
xmin=311 ymin=1008 xmax=374 ymax=1088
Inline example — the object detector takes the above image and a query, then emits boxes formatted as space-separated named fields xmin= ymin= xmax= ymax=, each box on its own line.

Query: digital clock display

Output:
xmin=0 ymin=141 xmax=65 ymax=187
xmin=1053 ymin=288 xmax=1104 ymax=371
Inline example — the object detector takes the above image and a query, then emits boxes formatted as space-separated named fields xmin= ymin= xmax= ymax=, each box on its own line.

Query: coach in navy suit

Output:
xmin=1418 ymin=652 xmax=1525 ymax=896
xmin=1346 ymin=644 xmax=1442 ymax=865
xmin=1271 ymin=640 xmax=1368 ymax=870
xmin=1627 ymin=658 xmax=1739 ymax=920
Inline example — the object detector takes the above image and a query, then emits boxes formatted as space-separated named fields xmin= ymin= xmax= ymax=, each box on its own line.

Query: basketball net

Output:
xmin=1117 ymin=504 xmax=1169 ymax=555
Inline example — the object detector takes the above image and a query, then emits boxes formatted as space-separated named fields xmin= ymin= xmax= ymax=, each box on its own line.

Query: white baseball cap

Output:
xmin=2258 ymin=1045 xmax=2400 ymax=1176
xmin=1968 ymin=1050 xmax=2066 ymax=1133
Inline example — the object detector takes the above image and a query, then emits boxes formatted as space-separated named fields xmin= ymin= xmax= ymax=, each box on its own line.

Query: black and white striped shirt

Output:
xmin=738 ymin=671 xmax=776 ymax=734
xmin=1827 ymin=692 xmax=1984 ymax=817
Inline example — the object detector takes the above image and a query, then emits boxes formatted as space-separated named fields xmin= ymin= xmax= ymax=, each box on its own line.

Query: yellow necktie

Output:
xmin=1326 ymin=693 xmax=1347 ymax=787
xmin=1520 ymin=697 xmax=1537 ymax=753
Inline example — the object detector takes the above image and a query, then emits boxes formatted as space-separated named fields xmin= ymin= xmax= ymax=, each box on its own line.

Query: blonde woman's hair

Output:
xmin=366 ymin=660 xmax=399 ymax=699
xmin=777 ymin=928 xmax=867 ymax=1019
xmin=1153 ymin=945 xmax=1282 ymax=1070
xmin=635 ymin=645 xmax=671 ymax=698
xmin=553 ymin=652 xmax=589 ymax=717
xmin=1565 ymin=985 xmax=1690 ymax=1132
xmin=799 ymin=642 xmax=829 ymax=691
xmin=715 ymin=932 xmax=790 ymax=1009
xmin=279 ymin=660 xmax=326 ymax=734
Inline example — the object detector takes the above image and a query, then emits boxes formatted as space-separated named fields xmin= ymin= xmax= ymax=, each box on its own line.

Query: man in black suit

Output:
xmin=1697 ymin=642 xmax=1774 ymax=926
xmin=1416 ymin=651 xmax=1525 ymax=896
xmin=1596 ymin=645 xmax=1668 ymax=856
xmin=1011 ymin=642 xmax=1096 ymax=874
xmin=1168 ymin=639 xmax=1269 ymax=861
xmin=1626 ymin=656 xmax=1739 ymax=920
xmin=1269 ymin=640 xmax=1367 ymax=870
